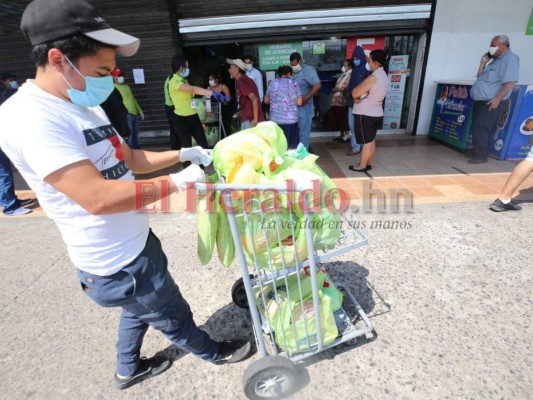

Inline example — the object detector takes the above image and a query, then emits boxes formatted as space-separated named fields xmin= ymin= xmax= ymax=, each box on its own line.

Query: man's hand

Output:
xmin=179 ymin=146 xmax=212 ymax=166
xmin=169 ymin=164 xmax=205 ymax=192
xmin=487 ymin=97 xmax=501 ymax=111
xmin=481 ymin=53 xmax=490 ymax=64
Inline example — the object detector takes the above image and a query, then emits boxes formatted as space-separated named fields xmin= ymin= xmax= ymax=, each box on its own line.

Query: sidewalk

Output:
xmin=1 ymin=136 xmax=532 ymax=399
xmin=5 ymin=135 xmax=533 ymax=217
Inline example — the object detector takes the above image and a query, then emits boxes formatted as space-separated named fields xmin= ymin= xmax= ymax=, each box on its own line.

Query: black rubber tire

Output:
xmin=243 ymin=356 xmax=299 ymax=400
xmin=231 ymin=274 xmax=254 ymax=308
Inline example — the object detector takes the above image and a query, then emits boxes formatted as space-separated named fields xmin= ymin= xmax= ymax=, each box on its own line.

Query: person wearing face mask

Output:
xmin=468 ymin=35 xmax=520 ymax=164
xmin=168 ymin=55 xmax=219 ymax=155
xmin=207 ymin=71 xmax=232 ymax=136
xmin=289 ymin=52 xmax=321 ymax=149
xmin=111 ymin=68 xmax=143 ymax=149
xmin=345 ymin=45 xmax=371 ymax=156
xmin=1 ymin=72 xmax=20 ymax=103
xmin=0 ymin=0 xmax=252 ymax=390
xmin=243 ymin=55 xmax=264 ymax=103
xmin=329 ymin=60 xmax=353 ymax=143
xmin=348 ymin=49 xmax=389 ymax=173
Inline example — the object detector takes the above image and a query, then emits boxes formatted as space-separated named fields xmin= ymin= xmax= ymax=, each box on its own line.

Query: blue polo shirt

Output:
xmin=293 ymin=64 xmax=320 ymax=97
xmin=470 ymin=50 xmax=519 ymax=101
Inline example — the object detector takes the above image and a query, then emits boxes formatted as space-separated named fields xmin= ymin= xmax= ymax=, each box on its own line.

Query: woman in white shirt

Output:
xmin=348 ymin=49 xmax=389 ymax=173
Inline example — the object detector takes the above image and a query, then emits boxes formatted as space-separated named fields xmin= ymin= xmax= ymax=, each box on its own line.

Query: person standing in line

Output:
xmin=348 ymin=49 xmax=388 ymax=173
xmin=243 ymin=55 xmax=264 ymax=103
xmin=0 ymin=72 xmax=34 ymax=216
xmin=289 ymin=52 xmax=321 ymax=149
xmin=207 ymin=71 xmax=232 ymax=136
xmin=1 ymin=72 xmax=20 ymax=103
xmin=345 ymin=45 xmax=371 ymax=155
xmin=227 ymin=58 xmax=264 ymax=130
xmin=468 ymin=35 xmax=519 ymax=164
xmin=264 ymin=65 xmax=302 ymax=149
xmin=100 ymin=86 xmax=131 ymax=142
xmin=111 ymin=68 xmax=144 ymax=149
xmin=0 ymin=0 xmax=252 ymax=390
xmin=489 ymin=146 xmax=533 ymax=212
xmin=328 ymin=60 xmax=352 ymax=143
xmin=164 ymin=72 xmax=181 ymax=150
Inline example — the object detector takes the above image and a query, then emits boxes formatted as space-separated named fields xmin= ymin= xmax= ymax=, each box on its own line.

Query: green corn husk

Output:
xmin=197 ymin=190 xmax=219 ymax=265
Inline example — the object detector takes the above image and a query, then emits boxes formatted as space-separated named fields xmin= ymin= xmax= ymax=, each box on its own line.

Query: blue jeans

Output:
xmin=297 ymin=102 xmax=313 ymax=149
xmin=348 ymin=106 xmax=361 ymax=152
xmin=240 ymin=119 xmax=252 ymax=130
xmin=77 ymin=231 xmax=219 ymax=376
xmin=0 ymin=147 xmax=19 ymax=214
xmin=126 ymin=113 xmax=140 ymax=149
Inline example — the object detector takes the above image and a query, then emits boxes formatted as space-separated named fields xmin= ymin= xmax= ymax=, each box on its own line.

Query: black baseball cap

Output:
xmin=20 ymin=0 xmax=140 ymax=57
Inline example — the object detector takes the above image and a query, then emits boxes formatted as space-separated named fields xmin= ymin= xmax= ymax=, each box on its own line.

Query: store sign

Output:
xmin=526 ymin=7 xmax=533 ymax=35
xmin=258 ymin=42 xmax=303 ymax=71
xmin=312 ymin=42 xmax=326 ymax=55
xmin=345 ymin=36 xmax=385 ymax=59
xmin=428 ymin=83 xmax=475 ymax=149
xmin=383 ymin=55 xmax=409 ymax=130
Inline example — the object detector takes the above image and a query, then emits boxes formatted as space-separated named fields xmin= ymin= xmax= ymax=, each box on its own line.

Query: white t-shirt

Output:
xmin=0 ymin=81 xmax=149 ymax=276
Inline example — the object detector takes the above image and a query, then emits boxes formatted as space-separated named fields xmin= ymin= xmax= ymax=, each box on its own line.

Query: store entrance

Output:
xmin=183 ymin=33 xmax=421 ymax=136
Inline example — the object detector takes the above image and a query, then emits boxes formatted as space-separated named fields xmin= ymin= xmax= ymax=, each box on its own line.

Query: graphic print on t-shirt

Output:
xmin=83 ymin=124 xmax=129 ymax=180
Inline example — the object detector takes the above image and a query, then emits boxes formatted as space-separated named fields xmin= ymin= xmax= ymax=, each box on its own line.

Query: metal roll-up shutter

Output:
xmin=1 ymin=0 xmax=177 ymax=134
xmin=177 ymin=2 xmax=433 ymax=46
xmin=93 ymin=0 xmax=177 ymax=133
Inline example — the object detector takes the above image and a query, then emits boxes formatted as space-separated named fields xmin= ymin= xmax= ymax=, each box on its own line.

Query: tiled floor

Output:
xmin=4 ymin=134 xmax=533 ymax=217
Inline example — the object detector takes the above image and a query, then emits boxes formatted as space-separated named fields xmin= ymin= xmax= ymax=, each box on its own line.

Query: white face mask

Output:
xmin=291 ymin=64 xmax=302 ymax=73
xmin=209 ymin=79 xmax=216 ymax=86
xmin=488 ymin=46 xmax=498 ymax=56
xmin=245 ymin=64 xmax=253 ymax=72
xmin=117 ymin=76 xmax=125 ymax=84
xmin=365 ymin=62 xmax=371 ymax=71
xmin=341 ymin=66 xmax=347 ymax=73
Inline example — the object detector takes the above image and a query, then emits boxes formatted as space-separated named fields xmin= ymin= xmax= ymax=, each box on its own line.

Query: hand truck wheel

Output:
xmin=231 ymin=274 xmax=254 ymax=308
xmin=243 ymin=356 xmax=300 ymax=400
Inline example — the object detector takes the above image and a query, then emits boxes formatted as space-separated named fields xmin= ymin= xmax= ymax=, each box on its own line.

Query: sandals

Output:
xmin=348 ymin=165 xmax=372 ymax=172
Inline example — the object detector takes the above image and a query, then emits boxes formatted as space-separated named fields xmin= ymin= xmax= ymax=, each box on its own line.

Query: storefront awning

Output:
xmin=178 ymin=4 xmax=432 ymax=45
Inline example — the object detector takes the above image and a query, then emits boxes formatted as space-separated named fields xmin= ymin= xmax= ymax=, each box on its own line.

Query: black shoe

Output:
xmin=114 ymin=356 xmax=172 ymax=390
xmin=468 ymin=158 xmax=487 ymax=164
xmin=212 ymin=340 xmax=252 ymax=365
xmin=18 ymin=198 xmax=35 ymax=207
xmin=489 ymin=199 xmax=522 ymax=212
xmin=348 ymin=165 xmax=371 ymax=173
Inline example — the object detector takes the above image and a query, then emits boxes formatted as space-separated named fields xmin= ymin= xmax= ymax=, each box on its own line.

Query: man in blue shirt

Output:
xmin=290 ymin=52 xmax=321 ymax=149
xmin=469 ymin=35 xmax=519 ymax=164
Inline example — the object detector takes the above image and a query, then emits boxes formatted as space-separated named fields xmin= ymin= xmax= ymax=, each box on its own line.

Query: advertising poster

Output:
xmin=488 ymin=86 xmax=523 ymax=159
xmin=383 ymin=55 xmax=409 ymax=130
xmin=258 ymin=42 xmax=303 ymax=71
xmin=502 ymin=85 xmax=533 ymax=160
xmin=345 ymin=36 xmax=385 ymax=59
xmin=428 ymin=83 xmax=475 ymax=149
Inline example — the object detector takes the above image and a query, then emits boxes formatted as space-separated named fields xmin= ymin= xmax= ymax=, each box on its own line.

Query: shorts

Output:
xmin=354 ymin=114 xmax=383 ymax=144
xmin=526 ymin=146 xmax=533 ymax=162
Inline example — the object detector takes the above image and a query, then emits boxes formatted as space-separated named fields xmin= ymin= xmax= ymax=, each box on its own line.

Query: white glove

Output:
xmin=179 ymin=146 xmax=212 ymax=166
xmin=170 ymin=164 xmax=205 ymax=192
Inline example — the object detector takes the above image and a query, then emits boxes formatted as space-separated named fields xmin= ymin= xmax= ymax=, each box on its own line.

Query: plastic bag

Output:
xmin=197 ymin=191 xmax=219 ymax=265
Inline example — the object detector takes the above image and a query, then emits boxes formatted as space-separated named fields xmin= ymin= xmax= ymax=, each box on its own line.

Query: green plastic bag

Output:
xmin=257 ymin=271 xmax=339 ymax=352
